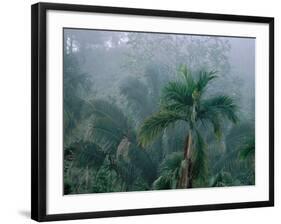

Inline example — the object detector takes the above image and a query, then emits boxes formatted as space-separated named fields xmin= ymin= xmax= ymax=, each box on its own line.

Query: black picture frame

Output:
xmin=31 ymin=2 xmax=274 ymax=222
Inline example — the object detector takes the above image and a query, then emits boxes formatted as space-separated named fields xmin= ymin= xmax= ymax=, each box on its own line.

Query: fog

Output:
xmin=64 ymin=29 xmax=254 ymax=113
xmin=63 ymin=28 xmax=255 ymax=194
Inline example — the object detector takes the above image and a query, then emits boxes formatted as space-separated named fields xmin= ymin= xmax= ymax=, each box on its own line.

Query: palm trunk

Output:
xmin=178 ymin=130 xmax=193 ymax=188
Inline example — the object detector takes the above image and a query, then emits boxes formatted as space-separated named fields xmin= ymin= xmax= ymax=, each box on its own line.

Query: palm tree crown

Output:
xmin=138 ymin=65 xmax=238 ymax=146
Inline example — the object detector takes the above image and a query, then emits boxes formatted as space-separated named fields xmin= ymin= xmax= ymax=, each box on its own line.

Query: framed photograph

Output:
xmin=31 ymin=2 xmax=274 ymax=222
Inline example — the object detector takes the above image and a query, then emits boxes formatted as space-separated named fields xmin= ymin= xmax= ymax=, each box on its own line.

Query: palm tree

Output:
xmin=138 ymin=65 xmax=238 ymax=188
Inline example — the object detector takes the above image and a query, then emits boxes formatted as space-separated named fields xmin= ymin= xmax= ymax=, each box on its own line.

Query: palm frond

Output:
xmin=152 ymin=176 xmax=171 ymax=190
xmin=87 ymin=99 xmax=130 ymax=131
xmin=161 ymin=80 xmax=194 ymax=107
xmin=200 ymin=112 xmax=222 ymax=140
xmin=88 ymin=117 xmax=123 ymax=154
xmin=178 ymin=64 xmax=195 ymax=88
xmin=153 ymin=152 xmax=183 ymax=190
xmin=225 ymin=122 xmax=254 ymax=153
xmin=196 ymin=70 xmax=217 ymax=93
xmin=138 ymin=111 xmax=185 ymax=147
xmin=90 ymin=117 xmax=124 ymax=139
xmin=239 ymin=136 xmax=255 ymax=160
xmin=86 ymin=100 xmax=134 ymax=153
xmin=160 ymin=152 xmax=183 ymax=174
xmin=128 ymin=145 xmax=158 ymax=184
xmin=161 ymin=101 xmax=190 ymax=115
xmin=199 ymin=95 xmax=238 ymax=124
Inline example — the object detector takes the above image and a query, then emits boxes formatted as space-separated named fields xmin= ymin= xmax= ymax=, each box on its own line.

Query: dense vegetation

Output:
xmin=63 ymin=29 xmax=255 ymax=194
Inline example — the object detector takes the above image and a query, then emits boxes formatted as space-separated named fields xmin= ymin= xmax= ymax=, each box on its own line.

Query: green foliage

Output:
xmin=65 ymin=97 xmax=158 ymax=193
xmin=138 ymin=67 xmax=238 ymax=188
xmin=210 ymin=171 xmax=240 ymax=187
xmin=87 ymin=99 xmax=133 ymax=154
xmin=138 ymin=111 xmax=185 ymax=147
xmin=239 ymin=136 xmax=255 ymax=160
xmin=63 ymin=29 xmax=255 ymax=194
xmin=211 ymin=122 xmax=255 ymax=186
xmin=65 ymin=141 xmax=106 ymax=169
xmin=192 ymin=130 xmax=208 ymax=186
xmin=139 ymin=68 xmax=219 ymax=147
xmin=153 ymin=152 xmax=183 ymax=190
xmin=198 ymin=95 xmax=238 ymax=140
xmin=200 ymin=96 xmax=238 ymax=124
xmin=91 ymin=165 xmax=122 ymax=193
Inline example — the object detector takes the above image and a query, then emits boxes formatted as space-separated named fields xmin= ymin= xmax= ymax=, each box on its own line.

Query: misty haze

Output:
xmin=63 ymin=29 xmax=255 ymax=194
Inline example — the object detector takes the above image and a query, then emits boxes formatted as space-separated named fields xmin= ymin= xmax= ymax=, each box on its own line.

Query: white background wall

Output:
xmin=0 ymin=0 xmax=279 ymax=223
